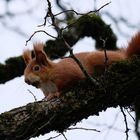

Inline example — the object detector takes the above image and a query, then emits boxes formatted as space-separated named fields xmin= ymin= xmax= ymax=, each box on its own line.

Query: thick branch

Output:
xmin=0 ymin=56 xmax=25 ymax=83
xmin=0 ymin=56 xmax=140 ymax=140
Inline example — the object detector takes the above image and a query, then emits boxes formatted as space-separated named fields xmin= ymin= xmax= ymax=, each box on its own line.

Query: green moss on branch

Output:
xmin=0 ymin=56 xmax=139 ymax=139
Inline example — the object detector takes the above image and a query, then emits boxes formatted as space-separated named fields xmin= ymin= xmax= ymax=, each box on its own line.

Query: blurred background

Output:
xmin=0 ymin=0 xmax=140 ymax=140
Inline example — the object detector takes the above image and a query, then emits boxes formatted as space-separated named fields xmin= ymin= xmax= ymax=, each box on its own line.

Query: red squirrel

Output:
xmin=23 ymin=32 xmax=140 ymax=100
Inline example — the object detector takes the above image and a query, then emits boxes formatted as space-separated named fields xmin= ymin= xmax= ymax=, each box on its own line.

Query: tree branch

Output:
xmin=0 ymin=56 xmax=140 ymax=139
xmin=120 ymin=107 xmax=130 ymax=140
xmin=0 ymin=14 xmax=117 ymax=84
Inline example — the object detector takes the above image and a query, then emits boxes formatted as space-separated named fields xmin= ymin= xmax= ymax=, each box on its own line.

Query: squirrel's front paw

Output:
xmin=43 ymin=92 xmax=61 ymax=101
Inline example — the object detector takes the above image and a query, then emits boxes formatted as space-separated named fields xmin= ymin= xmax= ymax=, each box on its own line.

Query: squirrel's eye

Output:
xmin=33 ymin=65 xmax=40 ymax=71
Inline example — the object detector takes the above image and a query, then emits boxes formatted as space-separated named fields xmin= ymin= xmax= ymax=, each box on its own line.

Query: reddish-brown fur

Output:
xmin=23 ymin=31 xmax=140 ymax=100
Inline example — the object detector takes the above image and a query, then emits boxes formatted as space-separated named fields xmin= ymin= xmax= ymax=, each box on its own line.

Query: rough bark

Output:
xmin=0 ymin=56 xmax=140 ymax=140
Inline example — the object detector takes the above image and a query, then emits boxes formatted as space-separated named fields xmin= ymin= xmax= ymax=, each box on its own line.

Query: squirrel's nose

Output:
xmin=25 ymin=78 xmax=31 ymax=85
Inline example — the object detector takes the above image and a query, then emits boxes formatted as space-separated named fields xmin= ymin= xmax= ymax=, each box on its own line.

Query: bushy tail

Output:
xmin=126 ymin=31 xmax=140 ymax=57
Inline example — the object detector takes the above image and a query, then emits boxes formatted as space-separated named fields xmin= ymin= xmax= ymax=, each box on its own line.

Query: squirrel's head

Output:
xmin=23 ymin=43 xmax=54 ymax=88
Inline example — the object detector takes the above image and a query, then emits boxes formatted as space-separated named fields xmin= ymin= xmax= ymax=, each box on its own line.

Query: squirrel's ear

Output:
xmin=23 ymin=50 xmax=32 ymax=65
xmin=34 ymin=43 xmax=50 ymax=66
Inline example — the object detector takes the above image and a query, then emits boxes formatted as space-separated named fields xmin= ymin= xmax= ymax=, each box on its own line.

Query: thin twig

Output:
xmin=25 ymin=30 xmax=57 ymax=46
xmin=46 ymin=134 xmax=61 ymax=140
xmin=38 ymin=0 xmax=50 ymax=27
xmin=99 ymin=37 xmax=109 ymax=94
xmin=120 ymin=106 xmax=130 ymax=140
xmin=54 ymin=2 xmax=111 ymax=16
xmin=38 ymin=0 xmax=62 ymax=37
xmin=61 ymin=133 xmax=68 ymax=140
xmin=62 ymin=37 xmax=99 ymax=85
xmin=27 ymin=89 xmax=37 ymax=101
xmin=126 ymin=109 xmax=135 ymax=122
xmin=100 ymin=38 xmax=108 ymax=71
xmin=68 ymin=127 xmax=100 ymax=132
xmin=38 ymin=1 xmax=111 ymax=29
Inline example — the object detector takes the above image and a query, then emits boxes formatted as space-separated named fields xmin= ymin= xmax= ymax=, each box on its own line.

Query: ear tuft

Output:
xmin=23 ymin=49 xmax=32 ymax=65
xmin=33 ymin=43 xmax=50 ymax=66
xmin=34 ymin=43 xmax=44 ymax=52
